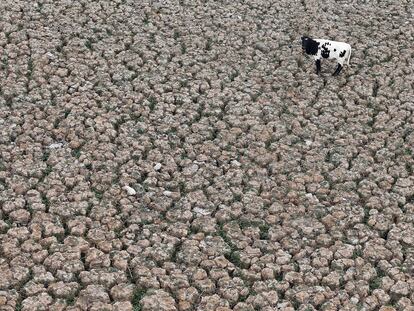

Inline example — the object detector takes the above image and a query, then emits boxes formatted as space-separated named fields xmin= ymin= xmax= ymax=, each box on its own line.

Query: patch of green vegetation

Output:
xmin=44 ymin=164 xmax=52 ymax=176
xmin=42 ymin=150 xmax=50 ymax=162
xmin=27 ymin=58 xmax=34 ymax=79
xmin=149 ymin=33 xmax=156 ymax=43
xmin=41 ymin=193 xmax=50 ymax=209
xmin=180 ymin=80 xmax=188 ymax=88
xmin=178 ymin=181 xmax=186 ymax=194
xmin=137 ymin=127 xmax=146 ymax=134
xmin=406 ymin=194 xmax=414 ymax=203
xmin=225 ymin=250 xmax=244 ymax=268
xmin=132 ymin=288 xmax=146 ymax=311
xmin=71 ymin=147 xmax=81 ymax=159
xmin=205 ymin=37 xmax=213 ymax=51
xmin=238 ymin=292 xmax=248 ymax=302
xmin=190 ymin=225 xmax=200 ymax=235
xmin=265 ymin=137 xmax=275 ymax=150
xmin=259 ymin=224 xmax=270 ymax=240
xmin=85 ymin=39 xmax=93 ymax=51
xmin=352 ymin=248 xmax=363 ymax=259
xmin=147 ymin=96 xmax=157 ymax=111
xmin=143 ymin=13 xmax=149 ymax=25
xmin=53 ymin=118 xmax=61 ymax=129
xmin=173 ymin=30 xmax=180 ymax=40
xmin=369 ymin=277 xmax=382 ymax=292
xmin=363 ymin=213 xmax=370 ymax=226
xmin=210 ymin=128 xmax=219 ymax=140
xmin=233 ymin=193 xmax=242 ymax=202
xmin=1 ymin=56 xmax=9 ymax=70
xmin=92 ymin=188 xmax=103 ymax=200
xmin=5 ymin=32 xmax=11 ymax=44
xmin=36 ymin=2 xmax=43 ymax=12
xmin=170 ymin=241 xmax=182 ymax=262
xmin=238 ymin=219 xmax=262 ymax=230
xmin=372 ymin=80 xmax=379 ymax=97
xmin=181 ymin=42 xmax=187 ymax=54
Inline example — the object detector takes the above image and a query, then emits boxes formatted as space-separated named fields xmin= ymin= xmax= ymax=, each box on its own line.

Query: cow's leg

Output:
xmin=332 ymin=63 xmax=343 ymax=76
xmin=315 ymin=59 xmax=321 ymax=75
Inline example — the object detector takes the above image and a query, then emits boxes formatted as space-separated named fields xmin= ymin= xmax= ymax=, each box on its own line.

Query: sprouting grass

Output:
xmin=1 ymin=56 xmax=9 ymax=70
xmin=181 ymin=42 xmax=187 ymax=54
xmin=180 ymin=80 xmax=188 ymax=88
xmin=66 ymin=294 xmax=76 ymax=306
xmin=143 ymin=13 xmax=149 ymax=25
xmin=41 ymin=194 xmax=50 ymax=209
xmin=42 ymin=150 xmax=50 ymax=162
xmin=36 ymin=2 xmax=43 ymax=12
xmin=369 ymin=277 xmax=382 ymax=292
xmin=92 ymin=188 xmax=103 ymax=200
xmin=259 ymin=224 xmax=270 ymax=240
xmin=15 ymin=301 xmax=22 ymax=311
xmin=205 ymin=37 xmax=213 ymax=51
xmin=352 ymin=248 xmax=363 ymax=259
xmin=147 ymin=96 xmax=157 ymax=111
xmin=27 ymin=58 xmax=34 ymax=80
xmin=173 ymin=30 xmax=180 ymax=40
xmin=131 ymin=288 xmax=146 ymax=311
xmin=85 ymin=39 xmax=93 ymax=51
xmin=71 ymin=148 xmax=81 ymax=159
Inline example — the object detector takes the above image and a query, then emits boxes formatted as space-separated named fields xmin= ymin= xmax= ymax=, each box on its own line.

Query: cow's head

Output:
xmin=301 ymin=36 xmax=319 ymax=55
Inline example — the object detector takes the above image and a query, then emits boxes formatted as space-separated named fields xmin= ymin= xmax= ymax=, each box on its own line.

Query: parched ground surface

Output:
xmin=0 ymin=0 xmax=413 ymax=310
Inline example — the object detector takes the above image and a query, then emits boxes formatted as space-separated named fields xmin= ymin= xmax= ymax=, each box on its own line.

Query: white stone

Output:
xmin=154 ymin=163 xmax=162 ymax=171
xmin=193 ymin=207 xmax=210 ymax=216
xmin=231 ymin=160 xmax=241 ymax=167
xmin=48 ymin=142 xmax=64 ymax=149
xmin=123 ymin=186 xmax=136 ymax=196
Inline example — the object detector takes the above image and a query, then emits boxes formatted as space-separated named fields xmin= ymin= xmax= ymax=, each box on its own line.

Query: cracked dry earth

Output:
xmin=0 ymin=0 xmax=413 ymax=310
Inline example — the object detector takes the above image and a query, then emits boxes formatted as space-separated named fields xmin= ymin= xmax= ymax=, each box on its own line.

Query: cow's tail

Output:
xmin=347 ymin=47 xmax=352 ymax=66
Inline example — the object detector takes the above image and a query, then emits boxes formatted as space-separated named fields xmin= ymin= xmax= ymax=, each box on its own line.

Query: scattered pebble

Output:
xmin=48 ymin=142 xmax=64 ymax=149
xmin=123 ymin=186 xmax=136 ymax=196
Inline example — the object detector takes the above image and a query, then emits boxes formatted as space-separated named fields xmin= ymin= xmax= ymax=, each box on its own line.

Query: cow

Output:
xmin=301 ymin=36 xmax=352 ymax=76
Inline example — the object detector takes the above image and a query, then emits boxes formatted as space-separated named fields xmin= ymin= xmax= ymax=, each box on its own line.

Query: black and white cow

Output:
xmin=301 ymin=36 xmax=351 ymax=76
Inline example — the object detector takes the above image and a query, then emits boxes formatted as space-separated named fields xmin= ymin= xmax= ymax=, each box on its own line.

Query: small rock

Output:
xmin=193 ymin=207 xmax=210 ymax=216
xmin=123 ymin=186 xmax=136 ymax=196
xmin=255 ymin=41 xmax=269 ymax=53
xmin=48 ymin=142 xmax=64 ymax=149
xmin=231 ymin=160 xmax=241 ymax=167
xmin=154 ymin=163 xmax=162 ymax=171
